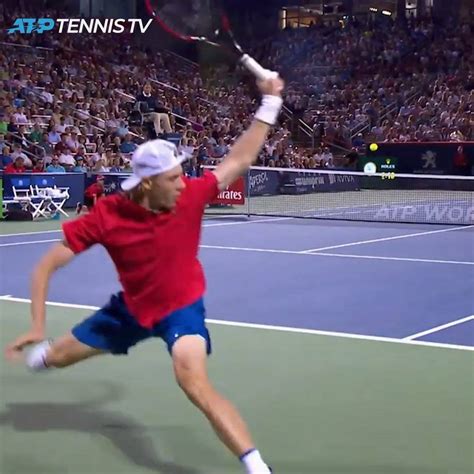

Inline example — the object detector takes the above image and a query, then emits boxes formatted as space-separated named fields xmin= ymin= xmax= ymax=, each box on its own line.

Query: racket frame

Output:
xmin=144 ymin=0 xmax=274 ymax=80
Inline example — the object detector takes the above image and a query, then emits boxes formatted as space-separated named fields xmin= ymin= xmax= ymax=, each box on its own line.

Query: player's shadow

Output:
xmin=0 ymin=401 xmax=200 ymax=474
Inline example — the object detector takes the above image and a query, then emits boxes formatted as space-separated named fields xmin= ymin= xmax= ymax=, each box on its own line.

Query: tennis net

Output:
xmin=204 ymin=166 xmax=474 ymax=225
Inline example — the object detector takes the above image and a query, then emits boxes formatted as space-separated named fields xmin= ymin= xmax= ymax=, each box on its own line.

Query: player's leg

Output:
xmin=27 ymin=293 xmax=150 ymax=372
xmin=172 ymin=336 xmax=272 ymax=473
xmin=157 ymin=299 xmax=271 ymax=473
xmin=27 ymin=332 xmax=105 ymax=370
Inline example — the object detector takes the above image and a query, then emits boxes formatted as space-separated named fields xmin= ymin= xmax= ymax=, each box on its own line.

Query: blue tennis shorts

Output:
xmin=71 ymin=292 xmax=211 ymax=356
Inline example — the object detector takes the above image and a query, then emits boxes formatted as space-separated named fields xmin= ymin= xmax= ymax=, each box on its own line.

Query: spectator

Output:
xmin=59 ymin=148 xmax=76 ymax=170
xmin=46 ymin=157 xmax=66 ymax=173
xmin=48 ymin=126 xmax=61 ymax=145
xmin=12 ymin=106 xmax=28 ymax=125
xmin=66 ymin=131 xmax=81 ymax=153
xmin=54 ymin=133 xmax=70 ymax=154
xmin=38 ymin=133 xmax=54 ymax=156
xmin=93 ymin=158 xmax=109 ymax=173
xmin=72 ymin=156 xmax=88 ymax=173
xmin=109 ymin=156 xmax=124 ymax=172
xmin=31 ymin=158 xmax=45 ymax=173
xmin=29 ymin=124 xmax=43 ymax=143
xmin=11 ymin=144 xmax=32 ymax=168
xmin=0 ymin=133 xmax=5 ymax=153
xmin=119 ymin=134 xmax=138 ymax=154
xmin=136 ymin=82 xmax=173 ymax=136
xmin=453 ymin=145 xmax=469 ymax=176
xmin=0 ymin=145 xmax=12 ymax=168
xmin=4 ymin=156 xmax=26 ymax=173
xmin=0 ymin=114 xmax=8 ymax=134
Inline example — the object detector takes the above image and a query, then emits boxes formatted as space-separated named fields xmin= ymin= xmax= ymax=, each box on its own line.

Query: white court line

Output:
xmin=0 ymin=295 xmax=472 ymax=352
xmin=0 ymin=238 xmax=61 ymax=248
xmin=0 ymin=296 xmax=99 ymax=311
xmin=2 ymin=239 xmax=473 ymax=266
xmin=0 ymin=229 xmax=63 ymax=238
xmin=301 ymin=224 xmax=474 ymax=253
xmin=312 ymin=252 xmax=474 ymax=266
xmin=202 ymin=217 xmax=291 ymax=227
xmin=403 ymin=314 xmax=474 ymax=341
xmin=201 ymin=244 xmax=299 ymax=255
xmin=0 ymin=217 xmax=291 ymax=239
xmin=200 ymin=245 xmax=474 ymax=266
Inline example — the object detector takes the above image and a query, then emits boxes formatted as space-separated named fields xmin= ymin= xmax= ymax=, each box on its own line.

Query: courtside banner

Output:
xmin=246 ymin=168 xmax=281 ymax=196
xmin=210 ymin=177 xmax=245 ymax=205
xmin=279 ymin=170 xmax=360 ymax=194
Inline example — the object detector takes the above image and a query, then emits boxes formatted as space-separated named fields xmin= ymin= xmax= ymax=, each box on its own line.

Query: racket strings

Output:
xmin=149 ymin=0 xmax=217 ymax=39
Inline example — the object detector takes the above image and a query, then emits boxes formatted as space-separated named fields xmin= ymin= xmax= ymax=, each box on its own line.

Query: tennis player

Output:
xmin=5 ymin=75 xmax=284 ymax=474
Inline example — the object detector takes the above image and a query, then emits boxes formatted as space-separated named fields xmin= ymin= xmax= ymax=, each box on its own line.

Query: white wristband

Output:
xmin=254 ymin=95 xmax=283 ymax=126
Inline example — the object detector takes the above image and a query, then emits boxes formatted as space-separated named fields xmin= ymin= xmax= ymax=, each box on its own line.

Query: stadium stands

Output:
xmin=0 ymin=2 xmax=472 ymax=175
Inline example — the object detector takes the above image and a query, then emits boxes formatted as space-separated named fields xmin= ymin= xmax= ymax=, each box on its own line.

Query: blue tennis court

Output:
xmin=1 ymin=216 xmax=473 ymax=348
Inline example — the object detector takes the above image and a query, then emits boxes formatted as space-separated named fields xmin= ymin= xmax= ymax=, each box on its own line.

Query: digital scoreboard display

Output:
xmin=359 ymin=155 xmax=399 ymax=174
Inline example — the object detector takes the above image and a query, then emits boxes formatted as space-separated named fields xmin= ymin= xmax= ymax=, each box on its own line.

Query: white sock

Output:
xmin=26 ymin=340 xmax=53 ymax=372
xmin=240 ymin=449 xmax=271 ymax=474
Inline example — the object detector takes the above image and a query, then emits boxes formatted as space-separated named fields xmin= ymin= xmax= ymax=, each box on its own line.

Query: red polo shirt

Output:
xmin=62 ymin=172 xmax=219 ymax=328
xmin=4 ymin=164 xmax=26 ymax=173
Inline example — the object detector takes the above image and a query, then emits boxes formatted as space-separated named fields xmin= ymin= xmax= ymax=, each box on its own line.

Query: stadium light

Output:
xmin=382 ymin=10 xmax=392 ymax=15
xmin=369 ymin=7 xmax=378 ymax=12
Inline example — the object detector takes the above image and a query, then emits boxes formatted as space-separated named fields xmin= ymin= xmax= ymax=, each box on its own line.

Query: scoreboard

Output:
xmin=359 ymin=155 xmax=399 ymax=174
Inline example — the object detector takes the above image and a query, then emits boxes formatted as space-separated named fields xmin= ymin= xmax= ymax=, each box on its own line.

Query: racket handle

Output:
xmin=240 ymin=54 xmax=276 ymax=81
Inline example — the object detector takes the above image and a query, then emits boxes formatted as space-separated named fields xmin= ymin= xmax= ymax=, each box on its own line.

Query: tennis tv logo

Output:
xmin=7 ymin=18 xmax=153 ymax=34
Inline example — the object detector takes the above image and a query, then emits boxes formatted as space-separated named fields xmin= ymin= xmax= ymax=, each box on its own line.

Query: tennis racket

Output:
xmin=144 ymin=0 xmax=275 ymax=81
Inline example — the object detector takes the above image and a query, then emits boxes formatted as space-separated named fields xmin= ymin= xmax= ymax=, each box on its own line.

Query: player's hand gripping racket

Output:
xmin=144 ymin=0 xmax=276 ymax=81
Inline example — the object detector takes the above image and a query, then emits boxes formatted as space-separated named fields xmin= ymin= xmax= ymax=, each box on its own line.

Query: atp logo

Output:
xmin=421 ymin=150 xmax=437 ymax=169
xmin=7 ymin=18 xmax=55 ymax=34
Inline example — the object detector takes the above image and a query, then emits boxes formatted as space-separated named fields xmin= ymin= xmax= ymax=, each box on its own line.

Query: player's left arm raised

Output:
xmin=213 ymin=75 xmax=284 ymax=191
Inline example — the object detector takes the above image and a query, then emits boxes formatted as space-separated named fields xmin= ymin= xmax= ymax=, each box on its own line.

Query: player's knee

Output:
xmin=175 ymin=368 xmax=213 ymax=409
xmin=180 ymin=378 xmax=213 ymax=410
xmin=173 ymin=335 xmax=212 ymax=407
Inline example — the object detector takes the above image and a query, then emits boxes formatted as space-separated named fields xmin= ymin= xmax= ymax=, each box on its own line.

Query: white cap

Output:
xmin=121 ymin=139 xmax=188 ymax=191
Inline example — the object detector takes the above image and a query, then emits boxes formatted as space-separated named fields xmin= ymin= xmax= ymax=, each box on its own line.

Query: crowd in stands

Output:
xmin=255 ymin=16 xmax=473 ymax=149
xmin=0 ymin=0 xmax=472 ymax=176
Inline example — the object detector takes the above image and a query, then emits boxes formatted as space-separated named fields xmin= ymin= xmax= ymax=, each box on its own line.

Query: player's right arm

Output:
xmin=212 ymin=76 xmax=284 ymax=191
